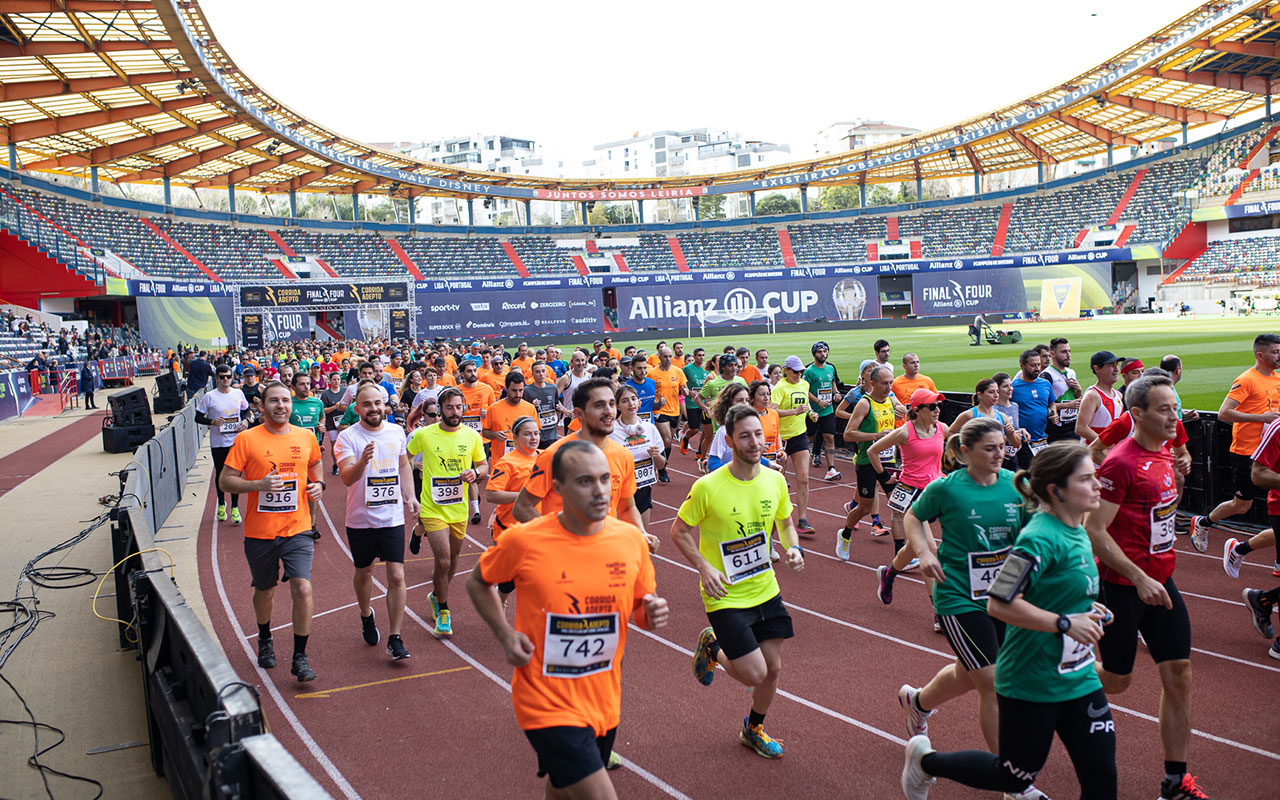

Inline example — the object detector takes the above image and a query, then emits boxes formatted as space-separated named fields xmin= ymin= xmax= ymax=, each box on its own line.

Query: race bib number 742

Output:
xmin=543 ymin=612 xmax=619 ymax=678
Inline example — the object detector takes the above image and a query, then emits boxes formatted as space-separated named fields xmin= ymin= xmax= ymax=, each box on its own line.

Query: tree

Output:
xmin=602 ymin=204 xmax=636 ymax=224
xmin=755 ymin=193 xmax=799 ymax=216
xmin=697 ymin=194 xmax=726 ymax=219
xmin=865 ymin=184 xmax=896 ymax=207
xmin=814 ymin=185 xmax=860 ymax=211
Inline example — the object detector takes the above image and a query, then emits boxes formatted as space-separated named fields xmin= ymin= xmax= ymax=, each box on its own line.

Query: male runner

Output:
xmin=1040 ymin=337 xmax=1082 ymax=441
xmin=468 ymin=441 xmax=667 ymax=799
xmin=219 ymin=381 xmax=325 ymax=682
xmin=1010 ymin=349 xmax=1057 ymax=464
xmin=626 ymin=356 xmax=657 ymax=425
xmin=334 ymin=383 xmax=419 ymax=660
xmin=510 ymin=341 xmax=535 ymax=378
xmin=484 ymin=370 xmax=538 ymax=461
xmin=873 ymin=338 xmax=895 ymax=376
xmin=290 ymin=372 xmax=326 ymax=538
xmin=338 ymin=361 xmax=389 ymax=412
xmin=649 ymin=346 xmax=687 ymax=483
xmin=675 ymin=404 xmax=804 ymax=758
xmin=804 ymin=341 xmax=842 ymax=481
xmin=681 ymin=347 xmax=710 ymax=454
xmin=838 ymin=365 xmax=901 ymax=547
xmin=1075 ymin=351 xmax=1125 ymax=444
xmin=698 ymin=353 xmax=746 ymax=461
xmin=406 ymin=387 xmax=488 ymax=637
xmin=523 ymin=361 xmax=561 ymax=449
xmin=196 ymin=364 xmax=250 ymax=523
xmin=557 ymin=349 xmax=591 ymax=435
xmin=890 ymin=353 xmax=937 ymax=406
xmin=737 ymin=347 xmax=762 ymax=383
xmin=320 ymin=371 xmax=346 ymax=476
xmin=772 ymin=356 xmax=814 ymax=534
xmin=1085 ymin=375 xmax=1211 ymax=800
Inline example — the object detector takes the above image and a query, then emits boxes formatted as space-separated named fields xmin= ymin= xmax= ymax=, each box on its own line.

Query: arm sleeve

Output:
xmin=775 ymin=473 xmax=794 ymax=520
xmin=1095 ymin=455 xmax=1131 ymax=506
xmin=224 ymin=436 xmax=248 ymax=472
xmin=1226 ymin=376 xmax=1250 ymax=405
xmin=1096 ymin=416 xmax=1130 ymax=447
xmin=634 ymin=540 xmax=657 ymax=602
xmin=525 ymin=451 xmax=552 ymax=500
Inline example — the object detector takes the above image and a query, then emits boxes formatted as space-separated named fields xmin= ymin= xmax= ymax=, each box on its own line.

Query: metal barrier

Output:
xmin=109 ymin=392 xmax=331 ymax=799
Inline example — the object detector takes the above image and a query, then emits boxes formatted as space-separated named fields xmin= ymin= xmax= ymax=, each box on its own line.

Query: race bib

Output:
xmin=1059 ymin=634 xmax=1096 ymax=674
xmin=818 ymin=391 xmax=832 ymax=404
xmin=542 ymin=612 xmax=619 ymax=678
xmin=967 ymin=548 xmax=1010 ymax=600
xmin=1028 ymin=438 xmax=1048 ymax=455
xmin=430 ymin=475 xmax=465 ymax=505
xmin=539 ymin=408 xmax=557 ymax=428
xmin=719 ymin=532 xmax=770 ymax=584
xmin=365 ymin=474 xmax=399 ymax=507
xmin=887 ymin=483 xmax=919 ymax=514
xmin=639 ymin=412 xmax=652 ymax=423
xmin=1149 ymin=500 xmax=1177 ymax=555
xmin=258 ymin=475 xmax=298 ymax=514
xmin=635 ymin=457 xmax=656 ymax=488
xmin=879 ymin=445 xmax=899 ymax=465
xmin=461 ymin=413 xmax=482 ymax=432
xmin=219 ymin=419 xmax=240 ymax=434
xmin=1059 ymin=407 xmax=1079 ymax=425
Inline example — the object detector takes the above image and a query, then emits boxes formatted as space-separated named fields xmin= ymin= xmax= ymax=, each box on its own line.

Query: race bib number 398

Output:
xmin=543 ymin=612 xmax=619 ymax=678
xmin=430 ymin=476 xmax=464 ymax=505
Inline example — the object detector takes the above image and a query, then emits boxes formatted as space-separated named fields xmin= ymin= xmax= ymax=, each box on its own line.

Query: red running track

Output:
xmin=196 ymin=447 xmax=1280 ymax=799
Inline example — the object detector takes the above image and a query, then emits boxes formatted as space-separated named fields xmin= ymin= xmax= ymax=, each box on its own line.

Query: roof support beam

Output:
xmin=0 ymin=70 xmax=194 ymax=104
xmin=1007 ymin=129 xmax=1058 ymax=164
xmin=0 ymin=39 xmax=173 ymax=58
xmin=191 ymin=149 xmax=310 ymax=188
xmin=0 ymin=94 xmax=207 ymax=142
xmin=1142 ymin=66 xmax=1280 ymax=95
xmin=112 ymin=132 xmax=272 ymax=181
xmin=1185 ymin=37 xmax=1280 ymax=59
xmin=3 ymin=1 xmax=153 ymax=11
xmin=1049 ymin=112 xmax=1141 ymax=146
xmin=257 ymin=163 xmax=354 ymax=194
xmin=1102 ymin=92 xmax=1227 ymax=123
xmin=19 ymin=116 xmax=241 ymax=170
xmin=962 ymin=144 xmax=983 ymax=174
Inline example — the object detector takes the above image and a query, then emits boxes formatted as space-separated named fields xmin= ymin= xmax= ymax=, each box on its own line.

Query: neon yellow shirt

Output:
xmin=406 ymin=424 xmax=486 ymax=523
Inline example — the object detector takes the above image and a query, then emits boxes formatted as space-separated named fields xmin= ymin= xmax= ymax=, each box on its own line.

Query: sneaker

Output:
xmin=657 ymin=469 xmax=671 ymax=483
xmin=1242 ymin=588 xmax=1275 ymax=639
xmin=870 ymin=521 xmax=891 ymax=537
xmin=1003 ymin=787 xmax=1050 ymax=800
xmin=386 ymin=634 xmax=410 ymax=660
xmin=692 ymin=626 xmax=717 ymax=686
xmin=696 ymin=457 xmax=708 ymax=474
xmin=216 ymin=504 xmax=227 ymax=522
xmin=432 ymin=609 xmax=453 ymax=638
xmin=900 ymin=734 xmax=935 ymax=800
xmin=901 ymin=558 xmax=920 ymax=572
xmin=933 ymin=615 xmax=942 ymax=634
xmin=290 ymin=652 xmax=316 ymax=682
xmin=1273 ymin=561 xmax=1280 ymax=578
xmin=1189 ymin=515 xmax=1209 ymax=553
xmin=361 ymin=610 xmax=380 ymax=646
xmin=229 ymin=507 xmax=241 ymax=524
xmin=810 ymin=452 xmax=822 ymax=469
xmin=770 ymin=546 xmax=780 ymax=562
xmin=897 ymin=684 xmax=934 ymax=737
xmin=330 ymin=464 xmax=339 ymax=476
xmin=796 ymin=518 xmax=815 ymax=538
xmin=1159 ymin=773 xmax=1211 ymax=799
xmin=680 ymin=435 xmax=690 ymax=455
xmin=606 ymin=750 xmax=622 ymax=770
xmin=1270 ymin=639 xmax=1280 ymax=660
xmin=257 ymin=635 xmax=277 ymax=668
xmin=835 ymin=530 xmax=851 ymax=561
xmin=409 ymin=532 xmax=422 ymax=555
xmin=739 ymin=717 xmax=783 ymax=758
xmin=470 ymin=511 xmax=481 ymax=525
xmin=1223 ymin=538 xmax=1245 ymax=579
xmin=877 ymin=565 xmax=895 ymax=604
xmin=824 ymin=467 xmax=842 ymax=482
xmin=426 ymin=591 xmax=440 ymax=623
xmin=843 ymin=500 xmax=854 ymax=515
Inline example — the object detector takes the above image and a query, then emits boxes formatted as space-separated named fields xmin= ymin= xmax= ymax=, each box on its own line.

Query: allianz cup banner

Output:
xmin=613 ymin=275 xmax=880 ymax=330
xmin=912 ymin=264 xmax=1110 ymax=316
xmin=416 ymin=287 xmax=602 ymax=338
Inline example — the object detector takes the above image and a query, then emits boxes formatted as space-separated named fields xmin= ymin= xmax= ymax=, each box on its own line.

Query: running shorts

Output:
xmin=939 ymin=610 xmax=1005 ymax=671
xmin=1098 ymin=578 xmax=1191 ymax=674
xmin=705 ymin=592 xmax=794 ymax=661
xmin=524 ymin=726 xmax=617 ymax=789
xmin=346 ymin=525 xmax=406 ymax=568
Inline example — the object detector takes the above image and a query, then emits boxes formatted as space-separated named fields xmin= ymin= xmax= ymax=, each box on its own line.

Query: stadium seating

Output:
xmin=1176 ymin=235 xmax=1280 ymax=287
xmin=1188 ymin=127 xmax=1264 ymax=196
xmin=152 ymin=218 xmax=279 ymax=281
xmin=395 ymin=235 xmax=511 ymax=277
xmin=604 ymin=234 xmax=679 ymax=272
xmin=507 ymin=236 xmax=576 ymax=274
xmin=677 ymin=228 xmax=781 ymax=269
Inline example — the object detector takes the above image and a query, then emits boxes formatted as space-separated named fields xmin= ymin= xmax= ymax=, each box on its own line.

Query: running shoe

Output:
xmin=901 ymin=558 xmax=920 ymax=572
xmin=657 ymin=469 xmax=670 ymax=483
xmin=796 ymin=518 xmax=815 ymax=537
xmin=877 ymin=565 xmax=895 ymax=604
xmin=770 ymin=546 xmax=780 ymax=562
xmin=843 ymin=500 xmax=854 ymax=515
xmin=680 ymin=435 xmax=690 ymax=455
xmin=330 ymin=464 xmax=339 ymax=476
xmin=409 ymin=531 xmax=422 ymax=555
xmin=257 ymin=635 xmax=277 ymax=669
xmin=739 ymin=717 xmax=783 ymax=759
xmin=427 ymin=591 xmax=440 ymax=623
xmin=290 ymin=652 xmax=316 ymax=682
xmin=229 ymin=507 xmax=241 ymax=524
xmin=361 ymin=609 xmax=380 ymax=646
xmin=1002 ymin=787 xmax=1050 ymax=800
xmin=216 ymin=504 xmax=227 ymax=522
xmin=1159 ymin=773 xmax=1211 ymax=799
xmin=1242 ymin=588 xmax=1275 ymax=639
xmin=697 ymin=457 xmax=708 ymax=474
xmin=900 ymin=734 xmax=935 ymax=800
xmin=835 ymin=530 xmax=851 ymax=561
xmin=1223 ymin=538 xmax=1244 ymax=579
xmin=386 ymin=634 xmax=410 ymax=660
xmin=1270 ymin=639 xmax=1280 ymax=660
xmin=432 ymin=609 xmax=453 ymax=638
xmin=824 ymin=467 xmax=842 ymax=482
xmin=606 ymin=750 xmax=622 ymax=770
xmin=933 ymin=615 xmax=942 ymax=634
xmin=693 ymin=626 xmax=717 ymax=686
xmin=870 ymin=521 xmax=891 ymax=537
xmin=471 ymin=511 xmax=481 ymax=525
xmin=897 ymin=684 xmax=934 ymax=737
xmin=1189 ymin=515 xmax=1209 ymax=553
xmin=810 ymin=452 xmax=822 ymax=469
xmin=1273 ymin=561 xmax=1280 ymax=578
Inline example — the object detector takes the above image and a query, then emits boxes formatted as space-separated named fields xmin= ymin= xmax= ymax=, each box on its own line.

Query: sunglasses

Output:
xmin=423 ymin=411 xmax=440 ymax=418
xmin=217 ymin=374 xmax=233 ymax=379
xmin=917 ymin=403 xmax=941 ymax=411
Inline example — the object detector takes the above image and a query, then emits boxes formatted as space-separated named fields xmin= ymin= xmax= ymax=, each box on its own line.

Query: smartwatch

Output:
xmin=1056 ymin=614 xmax=1071 ymax=634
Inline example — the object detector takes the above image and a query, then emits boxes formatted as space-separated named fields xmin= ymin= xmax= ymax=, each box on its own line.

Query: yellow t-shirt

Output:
xmin=406 ymin=424 xmax=486 ymax=523
xmin=770 ymin=378 xmax=811 ymax=441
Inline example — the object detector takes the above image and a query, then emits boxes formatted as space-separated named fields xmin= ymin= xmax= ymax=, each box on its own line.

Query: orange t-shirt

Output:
xmin=646 ymin=354 xmax=661 ymax=368
xmin=606 ymin=348 xmax=622 ymax=360
xmin=488 ymin=448 xmax=539 ymax=539
xmin=891 ymin=373 xmax=938 ymax=405
xmin=383 ymin=365 xmax=406 ymax=385
xmin=224 ymin=425 xmax=322 ymax=540
xmin=332 ymin=351 xmax=350 ymax=364
xmin=739 ymin=364 xmax=763 ymax=383
xmin=477 ymin=367 xmax=506 ymax=396
xmin=1227 ymin=367 xmax=1280 ymax=455
xmin=649 ymin=366 xmax=687 ymax=417
xmin=459 ymin=382 xmax=496 ymax=434
xmin=443 ymin=354 xmax=458 ymax=375
xmin=759 ymin=407 xmax=782 ymax=458
xmin=476 ymin=514 xmax=655 ymax=734
xmin=437 ymin=372 xmax=457 ymax=387
xmin=484 ymin=399 xmax=538 ymax=460
xmin=526 ymin=433 xmax=637 ymax=518
xmin=510 ymin=357 xmax=536 ymax=378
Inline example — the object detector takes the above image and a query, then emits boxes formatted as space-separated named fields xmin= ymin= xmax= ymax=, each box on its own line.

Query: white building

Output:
xmin=581 ymin=128 xmax=792 ymax=180
xmin=813 ymin=120 xmax=920 ymax=156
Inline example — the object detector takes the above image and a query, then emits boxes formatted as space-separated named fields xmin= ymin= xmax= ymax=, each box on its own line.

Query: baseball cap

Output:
xmin=908 ymin=388 xmax=945 ymax=407
xmin=619 ymin=356 xmax=632 ymax=365
xmin=784 ymin=355 xmax=804 ymax=371
xmin=1090 ymin=351 xmax=1125 ymax=369
xmin=859 ymin=358 xmax=877 ymax=374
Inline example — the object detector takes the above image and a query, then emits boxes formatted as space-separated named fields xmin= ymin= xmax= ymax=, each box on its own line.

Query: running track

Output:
xmin=196 ymin=446 xmax=1279 ymax=798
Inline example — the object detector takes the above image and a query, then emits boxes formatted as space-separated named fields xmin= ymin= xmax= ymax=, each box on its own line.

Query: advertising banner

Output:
xmin=238 ymin=281 xmax=408 ymax=308
xmin=0 ymin=370 xmax=36 ymax=422
xmin=389 ymin=308 xmax=410 ymax=340
xmin=137 ymin=296 xmax=235 ymax=351
xmin=912 ymin=264 xmax=1110 ymax=317
xmin=1040 ymin=277 xmax=1083 ymax=320
xmin=242 ymin=313 xmax=264 ymax=349
xmin=257 ymin=311 xmax=311 ymax=343
xmin=415 ymin=287 xmax=602 ymax=339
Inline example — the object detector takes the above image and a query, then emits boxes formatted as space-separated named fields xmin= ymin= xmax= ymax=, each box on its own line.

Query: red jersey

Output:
xmin=1096 ymin=437 xmax=1179 ymax=586
xmin=1097 ymin=412 xmax=1188 ymax=453
xmin=1250 ymin=417 xmax=1280 ymax=516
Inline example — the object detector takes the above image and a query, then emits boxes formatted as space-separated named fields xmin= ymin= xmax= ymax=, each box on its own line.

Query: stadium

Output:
xmin=1 ymin=1 xmax=1278 ymax=799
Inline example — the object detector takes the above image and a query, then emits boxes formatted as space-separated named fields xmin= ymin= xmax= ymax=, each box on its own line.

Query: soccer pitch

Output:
xmin=611 ymin=315 xmax=1273 ymax=413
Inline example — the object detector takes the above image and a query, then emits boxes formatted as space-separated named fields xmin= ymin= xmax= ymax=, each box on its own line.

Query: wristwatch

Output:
xmin=1056 ymin=614 xmax=1071 ymax=634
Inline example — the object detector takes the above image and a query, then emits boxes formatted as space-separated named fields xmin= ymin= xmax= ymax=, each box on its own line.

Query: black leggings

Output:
xmin=211 ymin=446 xmax=238 ymax=508
xmin=922 ymin=687 xmax=1116 ymax=799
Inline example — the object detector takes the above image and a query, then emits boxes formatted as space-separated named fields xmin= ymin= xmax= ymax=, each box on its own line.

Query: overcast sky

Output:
xmin=202 ymin=0 xmax=1199 ymax=173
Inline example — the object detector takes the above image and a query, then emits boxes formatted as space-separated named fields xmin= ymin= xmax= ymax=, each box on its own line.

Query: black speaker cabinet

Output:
xmin=102 ymin=420 xmax=155 ymax=453
xmin=108 ymin=386 xmax=151 ymax=426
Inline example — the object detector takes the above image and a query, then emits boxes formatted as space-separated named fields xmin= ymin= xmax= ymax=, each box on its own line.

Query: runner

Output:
xmin=949 ymin=378 xmax=1018 ymax=448
xmin=680 ymin=347 xmax=710 ymax=455
xmin=556 ymin=349 xmax=591 ymax=436
xmin=290 ymin=372 xmax=326 ymax=538
xmin=873 ymin=338 xmax=894 ymax=377
xmin=522 ymin=361 xmax=560 ymax=449
xmin=838 ymin=365 xmax=903 ymax=546
xmin=674 ymin=404 xmax=805 ymax=759
xmin=737 ymin=347 xmax=763 ymax=383
xmin=338 ymin=361 xmax=390 ymax=412
xmin=890 ymin=353 xmax=938 ymax=406
xmin=1010 ymin=350 xmax=1057 ymax=464
xmin=804 ymin=341 xmax=842 ymax=481
xmin=483 ymin=370 xmax=538 ymax=462
xmin=218 ymin=381 xmax=325 ymax=682
xmin=901 ymin=441 xmax=1115 ymax=800
xmin=467 ymin=440 xmax=667 ymax=799
xmin=1040 ymin=337 xmax=1083 ymax=442
xmin=649 ymin=346 xmax=687 ymax=483
xmin=749 ymin=380 xmax=785 ymax=469
xmin=993 ymin=372 xmax=1032 ymax=471
xmin=483 ymin=415 xmax=541 ymax=603
xmin=771 ymin=355 xmax=814 ymax=535
xmin=320 ymin=371 xmax=346 ymax=476
xmin=610 ymin=384 xmax=665 ymax=529
xmin=334 ymin=383 xmax=419 ymax=660
xmin=624 ymin=355 xmax=657 ymax=425
xmin=195 ymin=364 xmax=250 ymax=524
xmin=698 ymin=353 xmax=747 ymax=464
xmin=704 ymin=382 xmax=754 ymax=472
xmin=510 ymin=341 xmax=535 ymax=378
xmin=405 ymin=386 xmax=489 ymax=638
xmin=1075 ymin=351 xmax=1125 ymax=444
xmin=1085 ymin=375 xmax=1212 ymax=800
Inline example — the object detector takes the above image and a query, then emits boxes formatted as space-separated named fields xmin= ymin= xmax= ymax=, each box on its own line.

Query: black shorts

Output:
xmin=413 ymin=468 xmax=423 ymax=498
xmin=524 ymin=726 xmax=617 ymax=789
xmin=784 ymin=433 xmax=810 ymax=456
xmin=1097 ymin=578 xmax=1191 ymax=675
xmin=539 ymin=432 xmax=558 ymax=450
xmin=812 ymin=412 xmax=838 ymax=438
xmin=939 ymin=610 xmax=1005 ymax=671
xmin=856 ymin=462 xmax=896 ymax=499
xmin=243 ymin=534 xmax=314 ymax=589
xmin=706 ymin=592 xmax=794 ymax=661
xmin=346 ymin=525 xmax=405 ymax=568
xmin=1232 ymin=452 xmax=1259 ymax=500
xmin=686 ymin=406 xmax=704 ymax=429
xmin=634 ymin=485 xmax=652 ymax=514
xmin=656 ymin=413 xmax=680 ymax=429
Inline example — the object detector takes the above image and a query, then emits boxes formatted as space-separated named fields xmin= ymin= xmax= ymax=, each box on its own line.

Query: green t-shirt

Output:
xmin=677 ymin=466 xmax=793 ymax=612
xmin=803 ymin=363 xmax=837 ymax=417
xmin=406 ymin=424 xmax=486 ymax=523
xmin=682 ymin=363 xmax=709 ymax=394
xmin=911 ymin=468 xmax=1028 ymax=616
xmin=994 ymin=511 xmax=1103 ymax=703
xmin=770 ymin=378 xmax=810 ymax=440
xmin=290 ymin=396 xmax=325 ymax=442
xmin=699 ymin=375 xmax=747 ymax=430
xmin=338 ymin=404 xmax=359 ymax=427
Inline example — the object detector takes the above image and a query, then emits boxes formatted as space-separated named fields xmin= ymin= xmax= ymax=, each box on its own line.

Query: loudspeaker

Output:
xmin=153 ymin=370 xmax=184 ymax=413
xmin=101 ymin=420 xmax=155 ymax=453
xmin=108 ymin=386 xmax=151 ymax=427
xmin=155 ymin=371 xmax=180 ymax=396
xmin=153 ymin=393 xmax=184 ymax=413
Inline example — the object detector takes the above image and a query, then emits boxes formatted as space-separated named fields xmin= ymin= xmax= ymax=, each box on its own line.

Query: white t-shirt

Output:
xmin=333 ymin=422 xmax=409 ymax=529
xmin=340 ymin=382 xmax=390 ymax=407
xmin=197 ymin=388 xmax=248 ymax=448
xmin=411 ymin=385 xmax=443 ymax=410
xmin=707 ymin=427 xmax=732 ymax=465
xmin=609 ymin=418 xmax=662 ymax=488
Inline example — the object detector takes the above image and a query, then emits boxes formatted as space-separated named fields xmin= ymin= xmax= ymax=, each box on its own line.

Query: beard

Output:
xmin=443 ymin=413 xmax=462 ymax=427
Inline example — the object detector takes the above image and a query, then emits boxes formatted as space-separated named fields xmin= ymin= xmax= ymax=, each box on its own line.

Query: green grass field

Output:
xmin=610 ymin=316 xmax=1272 ymax=412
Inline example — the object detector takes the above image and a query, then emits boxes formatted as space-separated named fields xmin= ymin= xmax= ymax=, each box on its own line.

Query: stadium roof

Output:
xmin=3 ymin=1 xmax=1280 ymax=201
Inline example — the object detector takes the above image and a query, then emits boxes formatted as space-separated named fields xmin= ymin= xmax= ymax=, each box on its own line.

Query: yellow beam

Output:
xmin=295 ymin=666 xmax=472 ymax=699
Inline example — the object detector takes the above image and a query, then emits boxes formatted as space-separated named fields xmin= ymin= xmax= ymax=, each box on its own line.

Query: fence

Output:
xmin=108 ymin=392 xmax=331 ymax=799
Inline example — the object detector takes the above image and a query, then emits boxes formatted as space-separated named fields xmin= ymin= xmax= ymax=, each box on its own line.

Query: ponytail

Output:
xmin=1014 ymin=441 xmax=1091 ymax=510
xmin=942 ymin=417 xmax=1004 ymax=471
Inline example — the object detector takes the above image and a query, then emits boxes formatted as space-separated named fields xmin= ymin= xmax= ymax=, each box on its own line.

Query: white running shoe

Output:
xmin=898 ymin=684 xmax=934 ymax=738
xmin=835 ymin=530 xmax=851 ymax=562
xmin=1223 ymin=537 xmax=1244 ymax=580
xmin=770 ymin=545 xmax=780 ymax=562
xmin=901 ymin=734 xmax=935 ymax=800
xmin=901 ymin=558 xmax=920 ymax=571
xmin=1189 ymin=515 xmax=1209 ymax=553
xmin=1003 ymin=786 xmax=1051 ymax=800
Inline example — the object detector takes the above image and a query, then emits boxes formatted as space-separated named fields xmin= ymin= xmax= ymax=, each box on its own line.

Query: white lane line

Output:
xmin=1170 ymin=541 xmax=1275 ymax=572
xmin=245 ymin=577 xmax=464 ymax=639
xmin=210 ymin=516 xmax=363 ymax=800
